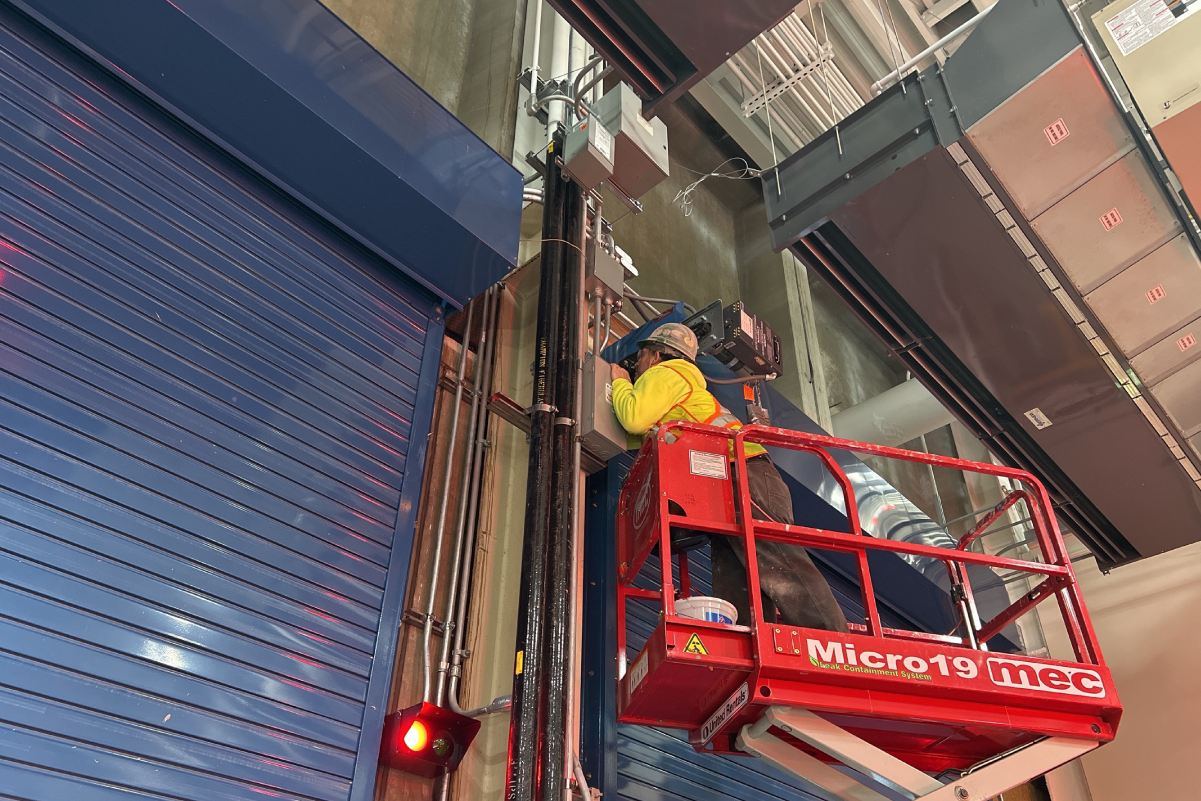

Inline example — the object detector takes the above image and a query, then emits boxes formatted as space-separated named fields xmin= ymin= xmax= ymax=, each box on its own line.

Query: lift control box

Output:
xmin=591 ymin=83 xmax=669 ymax=199
xmin=685 ymin=300 xmax=784 ymax=377
xmin=714 ymin=301 xmax=784 ymax=377
xmin=582 ymin=352 xmax=627 ymax=464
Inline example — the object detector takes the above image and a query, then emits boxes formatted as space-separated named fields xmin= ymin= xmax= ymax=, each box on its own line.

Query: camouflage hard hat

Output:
xmin=638 ymin=322 xmax=699 ymax=361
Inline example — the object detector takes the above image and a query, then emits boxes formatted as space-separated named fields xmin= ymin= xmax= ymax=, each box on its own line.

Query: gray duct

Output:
xmin=831 ymin=379 xmax=955 ymax=448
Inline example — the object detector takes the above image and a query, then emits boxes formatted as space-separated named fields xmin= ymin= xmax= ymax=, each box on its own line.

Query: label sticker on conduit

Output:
xmin=1044 ymin=119 xmax=1070 ymax=146
xmin=1179 ymin=333 xmax=1197 ymax=352
xmin=1147 ymin=284 xmax=1168 ymax=304
xmin=1024 ymin=408 xmax=1053 ymax=430
xmin=1100 ymin=208 xmax=1124 ymax=230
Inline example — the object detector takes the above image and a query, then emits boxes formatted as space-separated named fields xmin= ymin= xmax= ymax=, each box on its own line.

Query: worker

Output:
xmin=610 ymin=323 xmax=848 ymax=633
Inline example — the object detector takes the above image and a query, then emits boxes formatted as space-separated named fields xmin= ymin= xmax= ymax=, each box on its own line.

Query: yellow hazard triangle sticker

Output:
xmin=683 ymin=633 xmax=708 ymax=656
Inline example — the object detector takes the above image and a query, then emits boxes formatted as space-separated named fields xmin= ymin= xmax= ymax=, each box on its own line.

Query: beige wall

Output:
xmin=1041 ymin=541 xmax=1201 ymax=801
xmin=323 ymin=0 xmax=527 ymax=156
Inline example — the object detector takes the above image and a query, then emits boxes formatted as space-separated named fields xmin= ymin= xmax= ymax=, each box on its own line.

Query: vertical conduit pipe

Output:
xmin=540 ymin=167 xmax=585 ymax=801
xmin=445 ymin=292 xmax=504 ymax=720
xmin=434 ymin=288 xmax=496 ymax=707
xmin=546 ymin=12 xmax=572 ymax=132
xmin=506 ymin=131 xmax=568 ymax=801
xmin=564 ymin=201 xmax=599 ymax=798
xmin=525 ymin=0 xmax=543 ymax=117
xmin=435 ymin=286 xmax=501 ymax=801
xmin=422 ymin=299 xmax=476 ymax=704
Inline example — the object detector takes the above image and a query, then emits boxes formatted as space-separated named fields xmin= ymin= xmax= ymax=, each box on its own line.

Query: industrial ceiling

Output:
xmin=764 ymin=0 xmax=1201 ymax=568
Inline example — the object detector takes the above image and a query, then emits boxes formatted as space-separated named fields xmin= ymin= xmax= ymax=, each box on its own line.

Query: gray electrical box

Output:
xmin=581 ymin=353 xmax=627 ymax=464
xmin=591 ymin=83 xmax=669 ymax=199
xmin=585 ymin=241 xmax=624 ymax=305
xmin=563 ymin=117 xmax=615 ymax=190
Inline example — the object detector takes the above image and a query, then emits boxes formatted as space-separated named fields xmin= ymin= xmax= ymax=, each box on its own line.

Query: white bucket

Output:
xmin=675 ymin=596 xmax=738 ymax=625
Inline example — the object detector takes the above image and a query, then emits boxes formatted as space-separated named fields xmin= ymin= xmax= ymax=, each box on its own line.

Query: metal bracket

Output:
xmin=525 ymin=149 xmax=548 ymax=178
xmin=402 ymin=609 xmax=445 ymax=634
xmin=737 ymin=705 xmax=1099 ymax=801
xmin=599 ymin=178 xmax=643 ymax=216
xmin=936 ymin=65 xmax=966 ymax=137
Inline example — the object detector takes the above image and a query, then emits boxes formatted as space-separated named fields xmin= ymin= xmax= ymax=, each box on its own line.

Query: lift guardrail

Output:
xmin=616 ymin=421 xmax=1121 ymax=801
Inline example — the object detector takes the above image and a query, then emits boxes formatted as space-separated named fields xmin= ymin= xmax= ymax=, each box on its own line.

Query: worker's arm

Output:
xmin=610 ymin=364 xmax=689 ymax=436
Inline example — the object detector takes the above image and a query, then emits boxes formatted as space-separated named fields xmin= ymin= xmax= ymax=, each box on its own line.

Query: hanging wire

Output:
xmin=809 ymin=0 xmax=843 ymax=154
xmin=874 ymin=0 xmax=906 ymax=95
xmin=753 ymin=41 xmax=783 ymax=195
xmin=670 ymin=157 xmax=762 ymax=216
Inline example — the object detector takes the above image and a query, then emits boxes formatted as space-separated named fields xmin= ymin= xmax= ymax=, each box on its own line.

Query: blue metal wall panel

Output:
xmin=13 ymin=0 xmax=522 ymax=307
xmin=0 ymin=7 xmax=444 ymax=800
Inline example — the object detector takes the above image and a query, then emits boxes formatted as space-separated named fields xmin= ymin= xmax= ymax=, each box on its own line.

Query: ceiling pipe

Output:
xmin=869 ymin=3 xmax=995 ymax=95
xmin=831 ymin=378 xmax=956 ymax=448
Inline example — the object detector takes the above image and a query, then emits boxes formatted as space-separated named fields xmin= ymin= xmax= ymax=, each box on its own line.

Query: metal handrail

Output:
xmin=619 ymin=420 xmax=1102 ymax=666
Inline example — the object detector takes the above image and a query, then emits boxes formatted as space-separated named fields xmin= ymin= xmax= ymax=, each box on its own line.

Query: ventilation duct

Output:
xmin=761 ymin=0 xmax=1201 ymax=569
xmin=544 ymin=0 xmax=797 ymax=112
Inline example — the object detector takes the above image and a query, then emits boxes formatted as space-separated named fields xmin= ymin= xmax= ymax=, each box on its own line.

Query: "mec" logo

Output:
xmin=986 ymin=657 xmax=1105 ymax=697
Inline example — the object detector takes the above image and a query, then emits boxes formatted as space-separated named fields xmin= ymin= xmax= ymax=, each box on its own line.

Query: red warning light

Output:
xmin=380 ymin=702 xmax=480 ymax=779
xmin=403 ymin=719 xmax=428 ymax=752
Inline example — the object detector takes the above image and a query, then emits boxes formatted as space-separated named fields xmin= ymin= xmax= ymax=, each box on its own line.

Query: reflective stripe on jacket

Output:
xmin=611 ymin=358 xmax=766 ymax=459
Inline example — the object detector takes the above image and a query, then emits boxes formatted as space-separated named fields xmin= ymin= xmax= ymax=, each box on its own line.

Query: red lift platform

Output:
xmin=616 ymin=422 xmax=1121 ymax=801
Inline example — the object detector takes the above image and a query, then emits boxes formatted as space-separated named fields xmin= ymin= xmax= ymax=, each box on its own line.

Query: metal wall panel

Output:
xmin=828 ymin=149 xmax=1201 ymax=559
xmin=1129 ymin=317 xmax=1201 ymax=386
xmin=1149 ymin=359 xmax=1201 ymax=440
xmin=967 ymin=48 xmax=1134 ymax=220
xmin=0 ymin=9 xmax=441 ymax=801
xmin=1031 ymin=149 xmax=1181 ymax=294
xmin=1084 ymin=233 xmax=1201 ymax=356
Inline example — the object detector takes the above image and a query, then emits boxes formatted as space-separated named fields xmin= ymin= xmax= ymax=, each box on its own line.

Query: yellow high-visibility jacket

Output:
xmin=611 ymin=358 xmax=766 ymax=458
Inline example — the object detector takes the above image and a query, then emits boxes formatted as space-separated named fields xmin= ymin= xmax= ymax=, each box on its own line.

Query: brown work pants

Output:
xmin=710 ymin=455 xmax=849 ymax=632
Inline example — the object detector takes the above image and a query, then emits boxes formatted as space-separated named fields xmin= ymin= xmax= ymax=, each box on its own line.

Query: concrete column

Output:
xmin=736 ymin=203 xmax=831 ymax=429
xmin=458 ymin=0 xmax=530 ymax=157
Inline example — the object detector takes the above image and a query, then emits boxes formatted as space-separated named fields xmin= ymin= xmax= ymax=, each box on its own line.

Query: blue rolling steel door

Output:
xmin=585 ymin=461 xmax=829 ymax=801
xmin=0 ymin=10 xmax=440 ymax=801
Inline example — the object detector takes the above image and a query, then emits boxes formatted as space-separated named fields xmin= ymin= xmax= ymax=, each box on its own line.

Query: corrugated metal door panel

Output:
xmin=618 ymin=727 xmax=825 ymax=801
xmin=598 ymin=468 xmax=904 ymax=800
xmin=0 ymin=9 xmax=438 ymax=801
xmin=617 ymin=552 xmax=821 ymax=801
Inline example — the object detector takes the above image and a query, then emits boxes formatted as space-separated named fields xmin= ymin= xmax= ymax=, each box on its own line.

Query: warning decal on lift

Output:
xmin=629 ymin=652 xmax=649 ymax=694
xmin=683 ymin=633 xmax=709 ymax=656
xmin=698 ymin=681 xmax=750 ymax=744
xmin=689 ymin=450 xmax=728 ymax=480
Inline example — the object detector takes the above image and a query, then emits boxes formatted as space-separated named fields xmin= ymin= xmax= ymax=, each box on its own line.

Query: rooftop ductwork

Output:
xmin=761 ymin=0 xmax=1201 ymax=569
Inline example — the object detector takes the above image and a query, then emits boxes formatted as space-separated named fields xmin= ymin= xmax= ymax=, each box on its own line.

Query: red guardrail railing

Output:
xmin=617 ymin=421 xmax=1103 ymax=666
